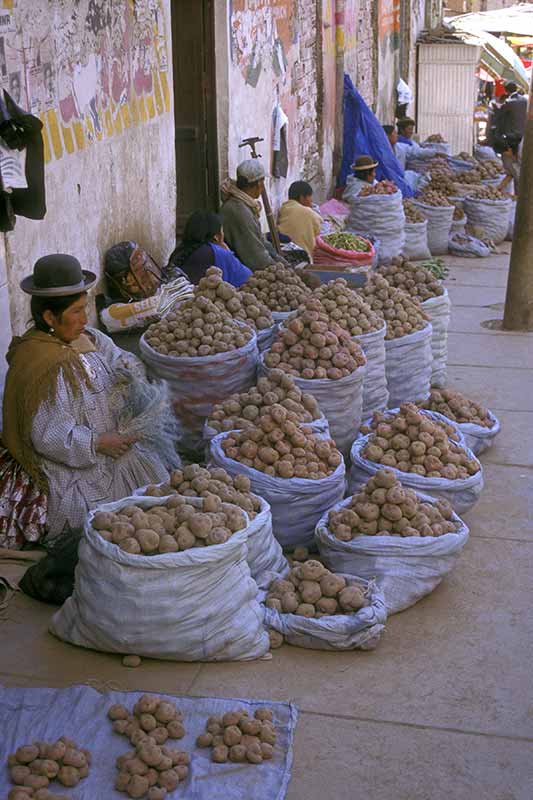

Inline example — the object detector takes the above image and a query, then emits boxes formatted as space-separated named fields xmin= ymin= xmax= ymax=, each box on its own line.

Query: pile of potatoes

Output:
xmin=196 ymin=708 xmax=276 ymax=764
xmin=466 ymin=185 xmax=508 ymax=200
xmin=266 ymin=560 xmax=367 ymax=618
xmin=361 ymin=404 xmax=480 ymax=479
xmin=361 ymin=403 xmax=461 ymax=444
xmin=142 ymin=464 xmax=261 ymax=520
xmin=7 ymin=737 xmax=91 ymax=798
xmin=329 ymin=469 xmax=459 ymax=539
xmin=418 ymin=188 xmax=453 ymax=207
xmin=357 ymin=274 xmax=428 ymax=340
xmin=221 ymin=419 xmax=343 ymax=479
xmin=196 ymin=267 xmax=273 ymax=330
xmin=377 ymin=258 xmax=444 ymax=302
xmin=264 ymin=298 xmax=366 ymax=380
xmin=420 ymin=388 xmax=494 ymax=428
xmin=312 ymin=279 xmax=383 ymax=336
xmin=359 ymin=180 xmax=397 ymax=196
xmin=207 ymin=370 xmax=321 ymax=434
xmin=241 ymin=262 xmax=310 ymax=312
xmin=92 ymin=495 xmax=247 ymax=553
xmin=144 ymin=295 xmax=253 ymax=357
xmin=478 ymin=159 xmax=504 ymax=179
xmin=424 ymin=173 xmax=458 ymax=197
xmin=403 ymin=199 xmax=425 ymax=223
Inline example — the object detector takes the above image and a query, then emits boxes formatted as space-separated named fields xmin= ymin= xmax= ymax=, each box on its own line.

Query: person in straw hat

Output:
xmin=0 ymin=254 xmax=172 ymax=547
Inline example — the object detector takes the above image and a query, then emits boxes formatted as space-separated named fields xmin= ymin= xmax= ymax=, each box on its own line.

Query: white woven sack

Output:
xmin=457 ymin=410 xmax=501 ymax=456
xmin=421 ymin=290 xmax=450 ymax=388
xmin=412 ymin=201 xmax=454 ymax=255
xmin=257 ymin=324 xmax=278 ymax=353
xmin=261 ymin=356 xmax=366 ymax=459
xmin=131 ymin=485 xmax=288 ymax=589
xmin=263 ymin=576 xmax=386 ymax=650
xmin=50 ymin=496 xmax=269 ymax=661
xmin=450 ymin=215 xmax=467 ymax=235
xmin=348 ymin=434 xmax=483 ymax=514
xmin=385 ymin=323 xmax=433 ymax=408
xmin=315 ymin=494 xmax=469 ymax=614
xmin=463 ymin=196 xmax=512 ymax=244
xmin=272 ymin=311 xmax=292 ymax=325
xmin=506 ymin=200 xmax=516 ymax=241
xmin=344 ymin=189 xmax=405 ymax=263
xmin=357 ymin=324 xmax=389 ymax=418
xmin=139 ymin=325 xmax=258 ymax=444
xmin=402 ymin=219 xmax=431 ymax=260
xmin=209 ymin=432 xmax=346 ymax=549
xmin=421 ymin=141 xmax=451 ymax=156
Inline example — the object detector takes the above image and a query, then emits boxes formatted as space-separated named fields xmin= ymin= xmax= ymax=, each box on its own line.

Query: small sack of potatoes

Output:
xmin=241 ymin=262 xmax=311 ymax=312
xmin=196 ymin=266 xmax=273 ymax=330
xmin=361 ymin=404 xmax=462 ymax=446
xmin=196 ymin=707 xmax=276 ymax=764
xmin=7 ymin=736 xmax=91 ymax=798
xmin=418 ymin=388 xmax=500 ymax=456
xmin=377 ymin=257 xmax=444 ymax=302
xmin=357 ymin=274 xmax=429 ymax=341
xmin=311 ymin=279 xmax=383 ymax=337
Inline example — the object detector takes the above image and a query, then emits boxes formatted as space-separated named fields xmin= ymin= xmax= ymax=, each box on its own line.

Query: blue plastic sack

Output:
xmin=338 ymin=74 xmax=414 ymax=197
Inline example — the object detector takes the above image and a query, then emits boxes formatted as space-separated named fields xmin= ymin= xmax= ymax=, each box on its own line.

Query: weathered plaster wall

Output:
xmin=0 ymin=0 xmax=175 ymax=339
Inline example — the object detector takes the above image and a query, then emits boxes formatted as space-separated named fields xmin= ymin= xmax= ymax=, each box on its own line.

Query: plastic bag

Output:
xmin=421 ymin=291 xmax=450 ymax=388
xmin=357 ymin=323 xmax=389 ymax=418
xmin=139 ymin=325 xmax=259 ymax=448
xmin=209 ymin=432 xmax=346 ymax=549
xmin=412 ymin=201 xmax=454 ymax=255
xmin=475 ymin=145 xmax=497 ymax=161
xmin=421 ymin=141 xmax=451 ymax=156
xmin=315 ymin=494 xmax=469 ymax=614
xmin=343 ymin=189 xmax=406 ymax=263
xmin=348 ymin=435 xmax=484 ymax=514
xmin=455 ymin=410 xmax=501 ymax=456
xmin=385 ymin=323 xmax=433 ymax=408
xmin=448 ymin=232 xmax=492 ymax=258
xmin=402 ymin=219 xmax=431 ymax=260
xmin=263 ymin=575 xmax=386 ymax=650
xmin=463 ymin=196 xmax=512 ymax=244
xmin=19 ymin=527 xmax=82 ymax=605
xmin=261 ymin=356 xmax=366 ymax=459
xmin=50 ymin=496 xmax=269 ymax=661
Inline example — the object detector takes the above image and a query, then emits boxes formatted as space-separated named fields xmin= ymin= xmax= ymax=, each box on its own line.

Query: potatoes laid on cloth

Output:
xmin=205 ymin=369 xmax=323 ymax=436
xmin=240 ymin=262 xmax=311 ymax=312
xmin=263 ymin=564 xmax=387 ymax=650
xmin=360 ymin=404 xmax=480 ymax=480
xmin=108 ymin=696 xmax=186 ymax=749
xmin=92 ymin=494 xmax=248 ymax=552
xmin=140 ymin=464 xmax=262 ymax=520
xmin=310 ymin=279 xmax=383 ymax=337
xmin=7 ymin=737 xmax=91 ymax=796
xmin=356 ymin=274 xmax=429 ymax=341
xmin=196 ymin=707 xmax=277 ymax=764
xmin=360 ymin=403 xmax=463 ymax=445
xmin=264 ymin=297 xmax=366 ymax=380
xmin=220 ymin=421 xmax=343 ymax=480
xmin=377 ymin=257 xmax=444 ymax=302
xmin=143 ymin=295 xmax=254 ymax=356
xmin=195 ymin=266 xmax=273 ymax=330
xmin=328 ymin=469 xmax=459 ymax=539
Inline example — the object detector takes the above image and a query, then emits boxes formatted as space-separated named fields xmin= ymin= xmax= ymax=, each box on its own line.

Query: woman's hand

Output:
xmin=96 ymin=432 xmax=137 ymax=459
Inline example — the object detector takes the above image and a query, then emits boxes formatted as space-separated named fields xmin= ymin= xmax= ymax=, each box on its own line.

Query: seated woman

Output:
xmin=0 ymin=254 xmax=172 ymax=548
xmin=277 ymin=181 xmax=322 ymax=261
xmin=344 ymin=155 xmax=379 ymax=199
xmin=166 ymin=210 xmax=251 ymax=286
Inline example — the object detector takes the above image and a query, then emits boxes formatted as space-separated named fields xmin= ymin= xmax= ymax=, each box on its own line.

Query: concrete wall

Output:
xmin=0 ymin=0 xmax=175 ymax=343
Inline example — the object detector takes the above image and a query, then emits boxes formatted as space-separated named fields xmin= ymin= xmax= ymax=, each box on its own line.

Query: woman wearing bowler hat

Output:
xmin=0 ymin=254 xmax=171 ymax=548
xmin=344 ymin=155 xmax=379 ymax=198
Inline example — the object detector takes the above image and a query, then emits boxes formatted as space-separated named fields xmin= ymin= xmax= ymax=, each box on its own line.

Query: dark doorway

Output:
xmin=171 ymin=0 xmax=219 ymax=234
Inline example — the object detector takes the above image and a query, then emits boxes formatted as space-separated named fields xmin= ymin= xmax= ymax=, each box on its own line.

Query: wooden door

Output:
xmin=171 ymin=0 xmax=219 ymax=234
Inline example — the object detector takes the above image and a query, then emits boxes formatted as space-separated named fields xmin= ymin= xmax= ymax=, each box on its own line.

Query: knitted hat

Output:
xmin=236 ymin=159 xmax=266 ymax=182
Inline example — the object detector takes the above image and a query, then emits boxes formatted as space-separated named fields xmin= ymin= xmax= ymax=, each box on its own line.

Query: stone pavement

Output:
xmin=1 ymin=247 xmax=532 ymax=800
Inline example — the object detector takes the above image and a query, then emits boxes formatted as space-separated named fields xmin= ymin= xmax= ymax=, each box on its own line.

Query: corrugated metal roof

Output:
xmin=446 ymin=5 xmax=533 ymax=36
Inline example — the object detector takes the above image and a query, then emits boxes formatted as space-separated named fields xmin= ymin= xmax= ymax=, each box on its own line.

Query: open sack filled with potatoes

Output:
xmin=315 ymin=468 xmax=469 ymax=614
xmin=50 ymin=494 xmax=270 ymax=661
xmin=263 ymin=559 xmax=386 ymax=651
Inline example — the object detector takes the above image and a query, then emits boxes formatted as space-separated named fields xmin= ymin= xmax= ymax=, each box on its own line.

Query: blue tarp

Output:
xmin=338 ymin=74 xmax=414 ymax=197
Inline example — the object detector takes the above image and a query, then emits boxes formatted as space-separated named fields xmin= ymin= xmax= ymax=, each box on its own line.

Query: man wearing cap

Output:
xmin=343 ymin=155 xmax=379 ymax=200
xmin=499 ymin=82 xmax=528 ymax=144
xmin=0 ymin=254 xmax=171 ymax=547
xmin=220 ymin=159 xmax=288 ymax=271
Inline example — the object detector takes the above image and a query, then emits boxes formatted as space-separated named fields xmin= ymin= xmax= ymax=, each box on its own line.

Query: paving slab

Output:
xmin=286 ymin=712 xmax=533 ymax=800
xmin=445 ymin=284 xmax=505 ymax=307
xmin=447 ymin=332 xmax=533 ymax=369
xmin=444 ymin=251 xmax=511 ymax=271
xmin=463 ymin=463 xmax=532 ymax=541
xmin=447 ymin=306 xmax=533 ymax=336
xmin=187 ymin=538 xmax=533 ymax=739
xmin=480 ymin=410 xmax=533 ymax=467
xmin=446 ymin=366 xmax=533 ymax=411
xmin=446 ymin=268 xmax=508 ymax=288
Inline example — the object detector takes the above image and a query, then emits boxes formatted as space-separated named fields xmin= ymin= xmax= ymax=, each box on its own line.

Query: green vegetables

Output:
xmin=418 ymin=257 xmax=449 ymax=280
xmin=323 ymin=232 xmax=371 ymax=252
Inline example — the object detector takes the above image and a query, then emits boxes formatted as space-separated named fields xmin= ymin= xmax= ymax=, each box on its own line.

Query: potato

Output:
xmin=127 ymin=774 xmax=150 ymax=798
xmin=211 ymin=745 xmax=229 ymax=763
xmin=56 ymin=766 xmax=79 ymax=788
xmin=299 ymin=580 xmax=322 ymax=605
xmin=196 ymin=733 xmax=213 ymax=748
xmin=301 ymin=560 xmax=326 ymax=581
xmin=296 ymin=603 xmax=315 ymax=618
xmin=16 ymin=746 xmax=40 ymax=765
xmin=239 ymin=718 xmax=261 ymax=736
xmin=269 ymin=629 xmax=284 ymax=649
xmin=166 ymin=720 xmax=185 ymax=739
xmin=229 ymin=744 xmax=247 ymax=762
xmin=338 ymin=585 xmax=366 ymax=611
xmin=223 ymin=725 xmax=242 ymax=746
xmin=147 ymin=788 xmax=167 ymax=800
xmin=10 ymin=765 xmax=31 ymax=785
xmin=136 ymin=529 xmax=160 ymax=554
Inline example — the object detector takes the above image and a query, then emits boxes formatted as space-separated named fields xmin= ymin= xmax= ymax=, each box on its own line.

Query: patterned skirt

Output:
xmin=0 ymin=446 xmax=48 ymax=549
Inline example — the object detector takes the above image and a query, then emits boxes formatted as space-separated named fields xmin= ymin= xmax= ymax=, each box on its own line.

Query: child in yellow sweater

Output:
xmin=278 ymin=181 xmax=322 ymax=261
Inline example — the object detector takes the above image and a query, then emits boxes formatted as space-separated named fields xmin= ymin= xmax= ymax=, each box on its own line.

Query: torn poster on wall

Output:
xmin=0 ymin=0 xmax=170 ymax=164
xmin=230 ymin=0 xmax=295 ymax=87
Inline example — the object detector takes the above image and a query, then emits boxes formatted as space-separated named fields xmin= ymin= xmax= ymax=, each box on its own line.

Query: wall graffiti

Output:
xmin=230 ymin=0 xmax=296 ymax=88
xmin=0 ymin=0 xmax=170 ymax=163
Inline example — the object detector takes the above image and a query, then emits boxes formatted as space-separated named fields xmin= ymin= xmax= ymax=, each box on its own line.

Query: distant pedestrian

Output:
xmin=499 ymin=82 xmax=528 ymax=143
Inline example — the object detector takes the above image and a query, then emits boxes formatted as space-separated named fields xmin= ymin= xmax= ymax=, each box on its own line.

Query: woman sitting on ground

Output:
xmin=166 ymin=210 xmax=252 ymax=286
xmin=0 ymin=254 xmax=173 ymax=548
xmin=343 ymin=155 xmax=379 ymax=199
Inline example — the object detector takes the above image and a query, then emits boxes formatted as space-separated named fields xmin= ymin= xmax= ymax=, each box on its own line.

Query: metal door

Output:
xmin=171 ymin=0 xmax=219 ymax=233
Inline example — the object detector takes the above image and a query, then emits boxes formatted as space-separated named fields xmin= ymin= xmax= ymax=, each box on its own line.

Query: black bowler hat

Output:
xmin=20 ymin=254 xmax=97 ymax=297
